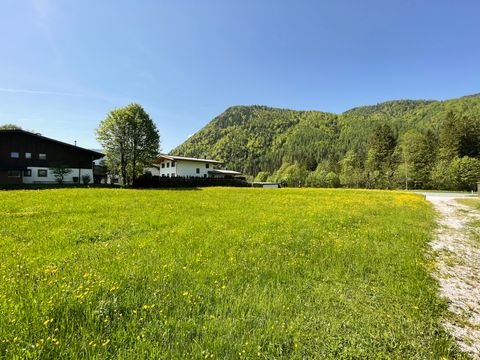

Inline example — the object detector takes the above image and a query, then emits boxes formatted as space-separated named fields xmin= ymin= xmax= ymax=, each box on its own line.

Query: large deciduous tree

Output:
xmin=96 ymin=103 xmax=160 ymax=186
xmin=365 ymin=123 xmax=397 ymax=188
xmin=339 ymin=150 xmax=363 ymax=188
xmin=396 ymin=129 xmax=437 ymax=189
xmin=439 ymin=112 xmax=480 ymax=161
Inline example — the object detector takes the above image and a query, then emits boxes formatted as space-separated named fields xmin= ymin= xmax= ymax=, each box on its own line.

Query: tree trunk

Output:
xmin=120 ymin=150 xmax=128 ymax=185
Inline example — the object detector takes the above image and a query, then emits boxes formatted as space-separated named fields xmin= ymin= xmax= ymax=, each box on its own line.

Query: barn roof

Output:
xmin=0 ymin=129 xmax=104 ymax=158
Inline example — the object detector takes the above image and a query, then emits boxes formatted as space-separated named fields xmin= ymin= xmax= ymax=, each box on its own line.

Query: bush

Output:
xmin=81 ymin=175 xmax=91 ymax=185
xmin=254 ymin=171 xmax=270 ymax=182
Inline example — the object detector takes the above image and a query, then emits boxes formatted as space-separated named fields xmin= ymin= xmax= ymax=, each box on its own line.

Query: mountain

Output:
xmin=173 ymin=105 xmax=340 ymax=174
xmin=462 ymin=93 xmax=480 ymax=99
xmin=171 ymin=95 xmax=480 ymax=190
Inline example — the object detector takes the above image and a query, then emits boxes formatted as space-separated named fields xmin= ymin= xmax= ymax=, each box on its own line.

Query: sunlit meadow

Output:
xmin=0 ymin=188 xmax=463 ymax=358
xmin=457 ymin=198 xmax=480 ymax=243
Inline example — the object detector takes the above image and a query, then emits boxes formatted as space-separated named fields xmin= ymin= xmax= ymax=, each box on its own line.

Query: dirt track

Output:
xmin=425 ymin=193 xmax=480 ymax=358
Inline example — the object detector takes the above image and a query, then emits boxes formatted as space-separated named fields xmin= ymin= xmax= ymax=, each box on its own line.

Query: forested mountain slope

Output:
xmin=172 ymin=96 xmax=480 ymax=190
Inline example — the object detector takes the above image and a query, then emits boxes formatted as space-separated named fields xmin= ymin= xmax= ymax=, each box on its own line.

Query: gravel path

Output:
xmin=424 ymin=193 xmax=480 ymax=358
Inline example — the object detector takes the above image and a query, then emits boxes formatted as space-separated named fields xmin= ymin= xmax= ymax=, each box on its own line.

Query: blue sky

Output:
xmin=1 ymin=0 xmax=479 ymax=152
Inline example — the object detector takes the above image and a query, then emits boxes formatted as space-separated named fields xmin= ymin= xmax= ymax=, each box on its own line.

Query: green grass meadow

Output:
xmin=0 ymin=188 xmax=462 ymax=358
xmin=457 ymin=197 xmax=480 ymax=244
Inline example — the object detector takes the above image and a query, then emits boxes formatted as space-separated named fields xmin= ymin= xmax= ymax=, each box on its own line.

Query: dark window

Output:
xmin=203 ymin=174 xmax=207 ymax=178
xmin=161 ymin=163 xmax=165 ymax=168
xmin=196 ymin=168 xmax=200 ymax=174
xmin=167 ymin=162 xmax=170 ymax=168
xmin=72 ymin=177 xmax=79 ymax=183
xmin=10 ymin=152 xmax=19 ymax=158
xmin=171 ymin=161 xmax=175 ymax=167
xmin=206 ymin=163 xmax=209 ymax=168
xmin=39 ymin=153 xmax=47 ymax=160
xmin=171 ymin=173 xmax=175 ymax=177
xmin=24 ymin=169 xmax=32 ymax=177
xmin=7 ymin=170 xmax=21 ymax=178
xmin=25 ymin=152 xmax=31 ymax=159
xmin=38 ymin=169 xmax=48 ymax=177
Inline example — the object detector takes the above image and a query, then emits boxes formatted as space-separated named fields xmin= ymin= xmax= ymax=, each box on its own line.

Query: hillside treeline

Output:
xmin=172 ymin=96 xmax=480 ymax=190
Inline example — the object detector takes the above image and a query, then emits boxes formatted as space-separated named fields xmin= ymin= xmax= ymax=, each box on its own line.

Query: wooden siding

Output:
xmin=0 ymin=130 xmax=103 ymax=171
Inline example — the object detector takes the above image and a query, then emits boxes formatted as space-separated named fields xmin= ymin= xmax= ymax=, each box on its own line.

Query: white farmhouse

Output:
xmin=147 ymin=154 xmax=242 ymax=179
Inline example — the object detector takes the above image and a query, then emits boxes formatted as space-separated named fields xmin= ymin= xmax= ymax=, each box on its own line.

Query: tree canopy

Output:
xmin=96 ymin=103 xmax=160 ymax=185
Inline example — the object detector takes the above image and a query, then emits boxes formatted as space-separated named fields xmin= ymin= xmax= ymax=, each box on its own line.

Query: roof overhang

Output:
xmin=156 ymin=154 xmax=223 ymax=164
xmin=0 ymin=129 xmax=104 ymax=159
xmin=208 ymin=169 xmax=242 ymax=175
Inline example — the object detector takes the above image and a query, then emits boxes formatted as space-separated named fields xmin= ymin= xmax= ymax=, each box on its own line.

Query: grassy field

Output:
xmin=0 ymin=188 xmax=462 ymax=358
xmin=457 ymin=198 xmax=480 ymax=243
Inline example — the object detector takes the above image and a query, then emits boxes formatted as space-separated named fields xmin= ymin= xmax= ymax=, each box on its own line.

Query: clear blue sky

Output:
xmin=1 ymin=0 xmax=479 ymax=152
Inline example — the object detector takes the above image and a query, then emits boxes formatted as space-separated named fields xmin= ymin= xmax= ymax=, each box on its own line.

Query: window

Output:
xmin=206 ymin=163 xmax=209 ymax=168
xmin=196 ymin=168 xmax=200 ymax=174
xmin=171 ymin=173 xmax=175 ymax=177
xmin=24 ymin=169 xmax=32 ymax=177
xmin=203 ymin=174 xmax=207 ymax=178
xmin=167 ymin=162 xmax=170 ymax=168
xmin=39 ymin=153 xmax=47 ymax=160
xmin=7 ymin=170 xmax=21 ymax=178
xmin=38 ymin=169 xmax=48 ymax=177
xmin=161 ymin=163 xmax=165 ymax=168
xmin=25 ymin=152 xmax=31 ymax=159
xmin=171 ymin=161 xmax=175 ymax=167
xmin=10 ymin=152 xmax=19 ymax=158
xmin=72 ymin=177 xmax=79 ymax=183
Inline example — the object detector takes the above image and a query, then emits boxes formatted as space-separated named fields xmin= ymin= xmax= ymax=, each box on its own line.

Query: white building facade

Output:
xmin=21 ymin=167 xmax=94 ymax=184
xmin=148 ymin=155 xmax=242 ymax=179
xmin=155 ymin=155 xmax=222 ymax=178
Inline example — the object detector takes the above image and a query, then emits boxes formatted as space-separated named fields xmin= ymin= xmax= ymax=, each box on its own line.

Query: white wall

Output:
xmin=158 ymin=160 xmax=177 ymax=177
xmin=22 ymin=167 xmax=94 ymax=184
xmin=176 ymin=160 xmax=211 ymax=177
xmin=157 ymin=159 xmax=216 ymax=177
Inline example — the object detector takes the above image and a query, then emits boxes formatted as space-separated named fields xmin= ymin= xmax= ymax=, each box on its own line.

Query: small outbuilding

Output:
xmin=251 ymin=182 xmax=281 ymax=188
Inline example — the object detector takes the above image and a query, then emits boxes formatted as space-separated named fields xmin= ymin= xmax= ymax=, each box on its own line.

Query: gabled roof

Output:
xmin=156 ymin=154 xmax=223 ymax=164
xmin=0 ymin=129 xmax=104 ymax=158
xmin=208 ymin=169 xmax=242 ymax=175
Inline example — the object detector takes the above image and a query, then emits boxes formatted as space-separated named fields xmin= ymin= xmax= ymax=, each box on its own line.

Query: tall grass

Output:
xmin=0 ymin=188 xmax=462 ymax=358
xmin=457 ymin=198 xmax=480 ymax=243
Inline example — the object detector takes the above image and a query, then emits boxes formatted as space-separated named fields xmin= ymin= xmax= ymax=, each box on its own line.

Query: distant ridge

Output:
xmin=462 ymin=93 xmax=480 ymax=98
xmin=172 ymin=94 xmax=480 ymax=189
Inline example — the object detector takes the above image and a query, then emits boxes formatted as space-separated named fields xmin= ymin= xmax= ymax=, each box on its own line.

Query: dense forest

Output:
xmin=172 ymin=95 xmax=480 ymax=190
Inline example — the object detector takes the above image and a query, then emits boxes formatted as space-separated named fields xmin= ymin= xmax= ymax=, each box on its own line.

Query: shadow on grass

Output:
xmin=0 ymin=184 xmax=206 ymax=191
xmin=0 ymin=184 xmax=119 ymax=191
xmin=129 ymin=186 xmax=203 ymax=191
